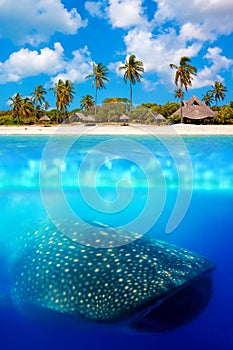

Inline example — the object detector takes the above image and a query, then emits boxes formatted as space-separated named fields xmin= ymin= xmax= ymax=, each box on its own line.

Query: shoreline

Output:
xmin=0 ymin=124 xmax=233 ymax=136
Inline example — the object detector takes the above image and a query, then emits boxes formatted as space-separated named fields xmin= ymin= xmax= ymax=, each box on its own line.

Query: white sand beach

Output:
xmin=0 ymin=124 xmax=233 ymax=136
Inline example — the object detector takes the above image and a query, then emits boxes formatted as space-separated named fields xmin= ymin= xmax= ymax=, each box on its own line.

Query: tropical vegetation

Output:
xmin=119 ymin=54 xmax=144 ymax=113
xmin=9 ymin=93 xmax=34 ymax=124
xmin=174 ymin=88 xmax=184 ymax=101
xmin=202 ymin=91 xmax=214 ymax=106
xmin=32 ymin=84 xmax=47 ymax=118
xmin=170 ymin=56 xmax=197 ymax=123
xmin=208 ymin=81 xmax=227 ymax=105
xmin=1 ymin=55 xmax=233 ymax=126
xmin=51 ymin=79 xmax=75 ymax=123
xmin=85 ymin=62 xmax=109 ymax=115
xmin=80 ymin=94 xmax=95 ymax=111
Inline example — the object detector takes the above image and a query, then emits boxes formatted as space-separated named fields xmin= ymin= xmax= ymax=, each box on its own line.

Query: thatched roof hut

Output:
xmin=154 ymin=113 xmax=166 ymax=122
xmin=68 ymin=112 xmax=85 ymax=123
xmin=119 ymin=114 xmax=130 ymax=125
xmin=139 ymin=109 xmax=166 ymax=124
xmin=119 ymin=114 xmax=129 ymax=121
xmin=171 ymin=95 xmax=217 ymax=120
xmin=85 ymin=115 xmax=96 ymax=122
xmin=39 ymin=115 xmax=50 ymax=122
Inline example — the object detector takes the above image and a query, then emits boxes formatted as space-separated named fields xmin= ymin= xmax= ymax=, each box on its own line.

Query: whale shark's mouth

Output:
xmin=131 ymin=274 xmax=213 ymax=332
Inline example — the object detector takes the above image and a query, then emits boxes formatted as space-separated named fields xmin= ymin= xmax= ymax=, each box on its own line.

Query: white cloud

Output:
xmin=179 ymin=23 xmax=214 ymax=43
xmin=122 ymin=27 xmax=233 ymax=90
xmin=0 ymin=43 xmax=93 ymax=85
xmin=192 ymin=47 xmax=233 ymax=88
xmin=0 ymin=43 xmax=64 ymax=83
xmin=107 ymin=0 xmax=148 ymax=28
xmin=114 ymin=1 xmax=233 ymax=92
xmin=205 ymin=47 xmax=233 ymax=71
xmin=154 ymin=0 xmax=233 ymax=40
xmin=142 ymin=78 xmax=158 ymax=92
xmin=108 ymin=61 xmax=124 ymax=77
xmin=51 ymin=46 xmax=93 ymax=84
xmin=123 ymin=28 xmax=201 ymax=76
xmin=0 ymin=0 xmax=87 ymax=45
xmin=85 ymin=1 xmax=106 ymax=18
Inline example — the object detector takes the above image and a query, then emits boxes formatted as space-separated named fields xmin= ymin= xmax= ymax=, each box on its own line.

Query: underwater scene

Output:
xmin=0 ymin=135 xmax=233 ymax=350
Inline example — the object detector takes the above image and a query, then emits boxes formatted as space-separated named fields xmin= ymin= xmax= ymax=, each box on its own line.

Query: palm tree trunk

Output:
xmin=180 ymin=95 xmax=183 ymax=124
xmin=130 ymin=81 xmax=133 ymax=114
xmin=95 ymin=87 xmax=97 ymax=116
xmin=180 ymin=85 xmax=183 ymax=124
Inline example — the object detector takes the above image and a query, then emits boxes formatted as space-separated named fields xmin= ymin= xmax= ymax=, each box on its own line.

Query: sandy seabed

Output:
xmin=0 ymin=124 xmax=233 ymax=136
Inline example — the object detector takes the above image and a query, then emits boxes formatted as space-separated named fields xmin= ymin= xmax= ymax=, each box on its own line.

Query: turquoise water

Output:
xmin=0 ymin=135 xmax=233 ymax=349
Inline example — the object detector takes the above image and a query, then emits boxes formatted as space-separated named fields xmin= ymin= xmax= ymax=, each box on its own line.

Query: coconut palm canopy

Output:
xmin=209 ymin=81 xmax=227 ymax=105
xmin=170 ymin=56 xmax=197 ymax=123
xmin=85 ymin=63 xmax=109 ymax=115
xmin=119 ymin=54 xmax=144 ymax=113
xmin=172 ymin=95 xmax=217 ymax=120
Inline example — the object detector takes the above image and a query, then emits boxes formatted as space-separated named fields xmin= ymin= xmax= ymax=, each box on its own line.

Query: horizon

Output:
xmin=0 ymin=1 xmax=233 ymax=110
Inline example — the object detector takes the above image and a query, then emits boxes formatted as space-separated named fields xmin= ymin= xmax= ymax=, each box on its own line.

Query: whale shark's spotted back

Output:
xmin=10 ymin=223 xmax=214 ymax=322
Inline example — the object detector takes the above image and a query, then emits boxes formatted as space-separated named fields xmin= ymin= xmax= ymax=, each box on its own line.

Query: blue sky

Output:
xmin=0 ymin=0 xmax=233 ymax=110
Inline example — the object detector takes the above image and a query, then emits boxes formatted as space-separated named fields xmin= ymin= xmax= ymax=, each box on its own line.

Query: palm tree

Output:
xmin=9 ymin=94 xmax=34 ymax=123
xmin=174 ymin=88 xmax=184 ymax=101
xmin=43 ymin=101 xmax=50 ymax=111
xmin=63 ymin=79 xmax=75 ymax=107
xmin=119 ymin=54 xmax=144 ymax=113
xmin=9 ymin=93 xmax=23 ymax=123
xmin=32 ymin=85 xmax=46 ymax=107
xmin=80 ymin=94 xmax=95 ymax=111
xmin=52 ymin=79 xmax=75 ymax=122
xmin=32 ymin=85 xmax=47 ymax=119
xmin=85 ymin=63 xmax=109 ymax=115
xmin=209 ymin=81 xmax=227 ymax=106
xmin=202 ymin=91 xmax=214 ymax=107
xmin=20 ymin=97 xmax=34 ymax=120
xmin=170 ymin=56 xmax=197 ymax=123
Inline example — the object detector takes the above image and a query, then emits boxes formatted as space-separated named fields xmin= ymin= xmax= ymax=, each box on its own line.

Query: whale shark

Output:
xmin=9 ymin=221 xmax=215 ymax=332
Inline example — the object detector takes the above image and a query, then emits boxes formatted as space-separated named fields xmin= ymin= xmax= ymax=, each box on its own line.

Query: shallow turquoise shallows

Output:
xmin=0 ymin=135 xmax=233 ymax=350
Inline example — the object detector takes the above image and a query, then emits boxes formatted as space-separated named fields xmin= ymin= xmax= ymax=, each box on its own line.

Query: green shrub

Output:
xmin=167 ymin=114 xmax=181 ymax=124
xmin=0 ymin=114 xmax=15 ymax=125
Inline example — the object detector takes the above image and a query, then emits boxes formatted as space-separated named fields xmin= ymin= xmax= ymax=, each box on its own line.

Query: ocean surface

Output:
xmin=0 ymin=135 xmax=233 ymax=350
